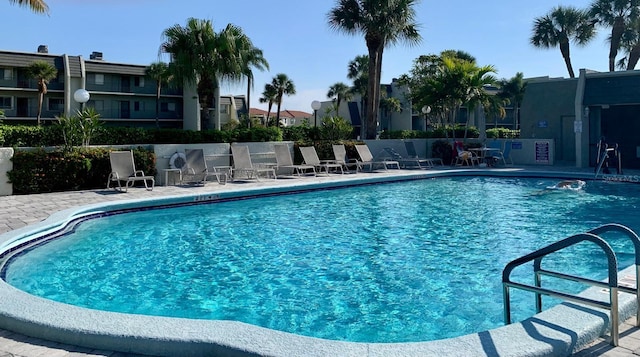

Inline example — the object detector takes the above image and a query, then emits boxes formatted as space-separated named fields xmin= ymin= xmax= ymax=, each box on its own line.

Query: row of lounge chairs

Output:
xmin=106 ymin=142 xmax=442 ymax=192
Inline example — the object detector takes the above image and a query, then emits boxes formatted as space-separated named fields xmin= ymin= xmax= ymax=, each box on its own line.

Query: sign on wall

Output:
xmin=535 ymin=141 xmax=550 ymax=164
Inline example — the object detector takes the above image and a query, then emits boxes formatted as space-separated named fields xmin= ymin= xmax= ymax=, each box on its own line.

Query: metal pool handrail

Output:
xmin=502 ymin=232 xmax=620 ymax=346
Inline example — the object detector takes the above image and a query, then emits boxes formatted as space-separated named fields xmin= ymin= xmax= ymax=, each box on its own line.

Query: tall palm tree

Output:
xmin=328 ymin=0 xmax=422 ymax=139
xmin=259 ymin=83 xmax=278 ymax=126
xmin=498 ymin=72 xmax=527 ymax=130
xmin=160 ymin=18 xmax=251 ymax=130
xmin=25 ymin=60 xmax=57 ymax=125
xmin=145 ymin=61 xmax=171 ymax=128
xmin=590 ymin=0 xmax=640 ymax=71
xmin=327 ymin=82 xmax=352 ymax=109
xmin=239 ymin=40 xmax=269 ymax=118
xmin=9 ymin=0 xmax=48 ymax=14
xmin=270 ymin=73 xmax=296 ymax=128
xmin=347 ymin=54 xmax=369 ymax=137
xmin=531 ymin=6 xmax=596 ymax=78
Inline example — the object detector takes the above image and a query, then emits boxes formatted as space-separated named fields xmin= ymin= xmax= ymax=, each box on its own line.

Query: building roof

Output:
xmin=279 ymin=110 xmax=311 ymax=118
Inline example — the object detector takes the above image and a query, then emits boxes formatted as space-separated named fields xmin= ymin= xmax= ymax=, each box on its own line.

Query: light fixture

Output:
xmin=311 ymin=100 xmax=321 ymax=128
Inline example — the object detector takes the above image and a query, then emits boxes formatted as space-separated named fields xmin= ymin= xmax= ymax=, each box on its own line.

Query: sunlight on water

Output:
xmin=4 ymin=177 xmax=640 ymax=342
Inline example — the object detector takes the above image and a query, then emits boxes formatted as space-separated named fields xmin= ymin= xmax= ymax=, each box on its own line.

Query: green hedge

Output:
xmin=0 ymin=125 xmax=284 ymax=147
xmin=8 ymin=147 xmax=156 ymax=194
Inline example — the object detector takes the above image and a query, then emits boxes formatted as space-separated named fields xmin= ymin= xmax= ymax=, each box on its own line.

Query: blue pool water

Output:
xmin=3 ymin=177 xmax=640 ymax=343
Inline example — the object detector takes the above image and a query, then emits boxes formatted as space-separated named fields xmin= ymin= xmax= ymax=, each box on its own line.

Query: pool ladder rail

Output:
xmin=502 ymin=223 xmax=640 ymax=347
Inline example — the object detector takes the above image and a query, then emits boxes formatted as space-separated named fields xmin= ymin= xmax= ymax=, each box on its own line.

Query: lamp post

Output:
xmin=421 ymin=105 xmax=431 ymax=131
xmin=311 ymin=100 xmax=321 ymax=128
xmin=74 ymin=89 xmax=90 ymax=111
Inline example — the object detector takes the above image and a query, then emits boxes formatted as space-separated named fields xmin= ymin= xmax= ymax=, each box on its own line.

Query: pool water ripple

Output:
xmin=4 ymin=177 xmax=640 ymax=343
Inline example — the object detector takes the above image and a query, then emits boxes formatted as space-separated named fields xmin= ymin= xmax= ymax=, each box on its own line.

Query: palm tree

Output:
xmin=327 ymin=82 xmax=352 ymax=109
xmin=615 ymin=16 xmax=640 ymax=69
xmin=498 ymin=72 xmax=527 ymax=130
xmin=25 ymin=60 xmax=57 ymax=125
xmin=531 ymin=6 xmax=596 ymax=78
xmin=347 ymin=54 xmax=369 ymax=137
xmin=590 ymin=0 xmax=640 ymax=71
xmin=328 ymin=0 xmax=422 ymax=139
xmin=160 ymin=18 xmax=252 ymax=130
xmin=270 ymin=73 xmax=296 ymax=128
xmin=145 ymin=62 xmax=171 ymax=128
xmin=241 ymin=47 xmax=269 ymax=118
xmin=9 ymin=0 xmax=48 ymax=14
xmin=259 ymin=83 xmax=278 ymax=126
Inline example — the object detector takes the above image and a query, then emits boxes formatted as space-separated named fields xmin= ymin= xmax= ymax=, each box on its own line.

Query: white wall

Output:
xmin=0 ymin=148 xmax=13 ymax=196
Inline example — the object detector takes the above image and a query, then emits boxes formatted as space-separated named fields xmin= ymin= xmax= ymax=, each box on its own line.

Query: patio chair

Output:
xmin=331 ymin=144 xmax=359 ymax=173
xmin=107 ymin=150 xmax=155 ymax=192
xmin=453 ymin=141 xmax=480 ymax=167
xmin=354 ymin=144 xmax=400 ymax=171
xmin=273 ymin=144 xmax=316 ymax=177
xmin=231 ymin=145 xmax=277 ymax=181
xmin=405 ymin=141 xmax=444 ymax=166
xmin=492 ymin=140 xmax=514 ymax=166
xmin=299 ymin=146 xmax=344 ymax=175
xmin=382 ymin=147 xmax=432 ymax=169
xmin=182 ymin=148 xmax=227 ymax=185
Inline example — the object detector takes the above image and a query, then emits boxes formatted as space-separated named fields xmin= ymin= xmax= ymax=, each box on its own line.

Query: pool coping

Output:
xmin=0 ymin=168 xmax=635 ymax=357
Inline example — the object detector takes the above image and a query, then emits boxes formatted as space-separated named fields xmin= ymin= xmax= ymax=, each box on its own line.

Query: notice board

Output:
xmin=535 ymin=141 xmax=550 ymax=164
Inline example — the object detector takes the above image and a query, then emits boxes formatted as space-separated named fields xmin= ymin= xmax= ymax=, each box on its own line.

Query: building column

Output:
xmin=574 ymin=69 xmax=588 ymax=168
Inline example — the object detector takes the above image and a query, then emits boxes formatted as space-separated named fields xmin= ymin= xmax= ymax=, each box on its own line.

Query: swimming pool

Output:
xmin=2 ymin=175 xmax=639 ymax=346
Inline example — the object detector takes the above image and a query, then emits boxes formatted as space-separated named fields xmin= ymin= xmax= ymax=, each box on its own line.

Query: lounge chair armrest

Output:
xmin=134 ymin=170 xmax=146 ymax=177
xmin=320 ymin=160 xmax=338 ymax=164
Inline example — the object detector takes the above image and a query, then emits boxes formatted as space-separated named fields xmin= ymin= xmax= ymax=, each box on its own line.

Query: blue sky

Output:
xmin=3 ymin=0 xmax=609 ymax=112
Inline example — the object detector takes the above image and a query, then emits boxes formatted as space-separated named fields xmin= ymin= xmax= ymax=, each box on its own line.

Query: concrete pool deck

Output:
xmin=0 ymin=165 xmax=639 ymax=357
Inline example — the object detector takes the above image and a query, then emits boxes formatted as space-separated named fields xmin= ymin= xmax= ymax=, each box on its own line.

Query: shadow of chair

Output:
xmin=107 ymin=150 xmax=155 ymax=192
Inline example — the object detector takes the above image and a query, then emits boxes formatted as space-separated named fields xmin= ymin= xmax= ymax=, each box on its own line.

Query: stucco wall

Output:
xmin=0 ymin=148 xmax=13 ymax=196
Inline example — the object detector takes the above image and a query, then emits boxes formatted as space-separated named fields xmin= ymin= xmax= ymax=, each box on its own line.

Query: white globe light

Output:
xmin=74 ymin=89 xmax=90 ymax=104
xmin=421 ymin=105 xmax=431 ymax=114
xmin=311 ymin=100 xmax=321 ymax=111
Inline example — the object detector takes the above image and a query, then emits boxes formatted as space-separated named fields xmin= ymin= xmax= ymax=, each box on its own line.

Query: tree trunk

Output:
xmin=627 ymin=44 xmax=640 ymax=70
xmin=213 ymin=85 xmax=221 ymax=130
xmin=365 ymin=44 xmax=383 ymax=139
xmin=610 ymin=17 xmax=625 ymax=72
xmin=155 ymin=84 xmax=161 ymax=128
xmin=275 ymin=96 xmax=282 ymax=128
xmin=560 ymin=40 xmax=575 ymax=78
xmin=266 ymin=102 xmax=273 ymax=126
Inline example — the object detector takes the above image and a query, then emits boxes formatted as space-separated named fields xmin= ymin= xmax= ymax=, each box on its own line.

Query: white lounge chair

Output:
xmin=182 ymin=148 xmax=227 ymax=185
xmin=107 ymin=150 xmax=155 ymax=192
xmin=274 ymin=144 xmax=316 ymax=177
xmin=405 ymin=141 xmax=444 ymax=166
xmin=231 ymin=145 xmax=277 ymax=181
xmin=331 ymin=144 xmax=359 ymax=173
xmin=299 ymin=146 xmax=343 ymax=175
xmin=382 ymin=147 xmax=432 ymax=169
xmin=354 ymin=144 xmax=400 ymax=171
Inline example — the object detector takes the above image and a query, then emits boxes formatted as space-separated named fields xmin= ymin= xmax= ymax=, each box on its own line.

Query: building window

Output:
xmin=161 ymin=102 xmax=176 ymax=112
xmin=48 ymin=98 xmax=64 ymax=111
xmin=134 ymin=77 xmax=144 ymax=87
xmin=1 ymin=69 xmax=12 ymax=81
xmin=220 ymin=104 xmax=229 ymax=115
xmin=95 ymin=73 xmax=104 ymax=85
xmin=88 ymin=100 xmax=104 ymax=111
xmin=0 ymin=96 xmax=12 ymax=109
xmin=134 ymin=101 xmax=144 ymax=111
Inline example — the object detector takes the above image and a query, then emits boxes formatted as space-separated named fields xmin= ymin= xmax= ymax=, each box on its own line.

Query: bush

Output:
xmin=486 ymin=128 xmax=520 ymax=139
xmin=431 ymin=140 xmax=453 ymax=165
xmin=8 ymin=147 xmax=156 ymax=194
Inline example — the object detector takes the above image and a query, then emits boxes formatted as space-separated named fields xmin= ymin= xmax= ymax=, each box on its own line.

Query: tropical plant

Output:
xmin=270 ymin=73 xmax=296 ymax=128
xmin=259 ymin=83 xmax=278 ymax=126
xmin=56 ymin=108 xmax=103 ymax=151
xmin=25 ymin=60 xmax=58 ymax=125
xmin=328 ymin=0 xmax=422 ymax=139
xmin=531 ymin=6 xmax=596 ymax=78
xmin=160 ymin=18 xmax=256 ymax=130
xmin=145 ymin=61 xmax=171 ymax=128
xmin=498 ymin=72 xmax=527 ymax=130
xmin=327 ymin=82 xmax=352 ymax=109
xmin=9 ymin=0 xmax=48 ymax=14
xmin=320 ymin=112 xmax=354 ymax=141
xmin=590 ymin=0 xmax=640 ymax=71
